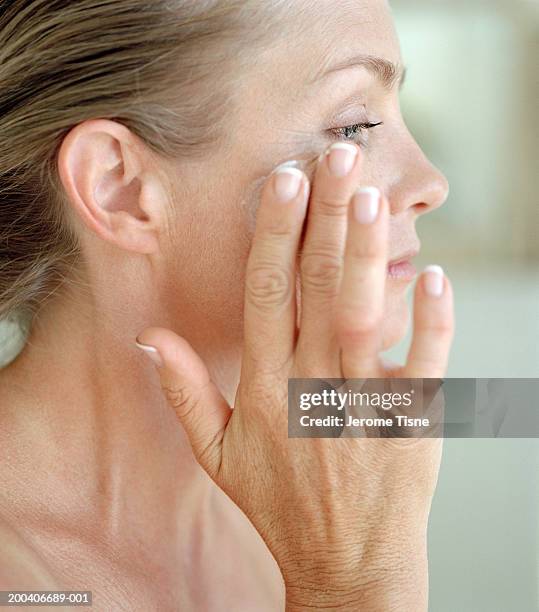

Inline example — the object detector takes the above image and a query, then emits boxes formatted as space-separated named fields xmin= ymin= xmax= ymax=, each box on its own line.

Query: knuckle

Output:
xmin=240 ymin=375 xmax=288 ymax=430
xmin=263 ymin=216 xmax=297 ymax=239
xmin=349 ymin=243 xmax=383 ymax=263
xmin=425 ymin=320 xmax=454 ymax=337
xmin=313 ymin=194 xmax=350 ymax=217
xmin=300 ymin=250 xmax=342 ymax=295
xmin=244 ymin=344 xmax=292 ymax=381
xmin=246 ymin=374 xmax=288 ymax=408
xmin=246 ymin=264 xmax=292 ymax=310
xmin=336 ymin=308 xmax=382 ymax=342
xmin=163 ymin=383 xmax=200 ymax=419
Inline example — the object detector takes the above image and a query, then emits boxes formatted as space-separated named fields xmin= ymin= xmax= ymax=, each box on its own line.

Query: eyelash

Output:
xmin=330 ymin=121 xmax=384 ymax=146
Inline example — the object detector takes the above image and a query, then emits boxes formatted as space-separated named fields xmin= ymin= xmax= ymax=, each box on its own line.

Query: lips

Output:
xmin=387 ymin=248 xmax=420 ymax=281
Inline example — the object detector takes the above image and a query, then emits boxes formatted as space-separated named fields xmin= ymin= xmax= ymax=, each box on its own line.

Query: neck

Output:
xmin=0 ymin=284 xmax=241 ymax=550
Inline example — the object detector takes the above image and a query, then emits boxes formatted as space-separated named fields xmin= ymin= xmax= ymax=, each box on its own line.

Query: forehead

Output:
xmin=246 ymin=0 xmax=402 ymax=103
xmin=228 ymin=0 xmax=402 ymax=157
xmin=289 ymin=0 xmax=401 ymax=77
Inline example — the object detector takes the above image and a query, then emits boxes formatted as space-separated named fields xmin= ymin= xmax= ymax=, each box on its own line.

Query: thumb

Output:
xmin=135 ymin=327 xmax=231 ymax=478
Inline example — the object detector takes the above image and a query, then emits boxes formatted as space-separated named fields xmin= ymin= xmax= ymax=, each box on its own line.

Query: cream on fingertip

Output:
xmin=272 ymin=166 xmax=304 ymax=203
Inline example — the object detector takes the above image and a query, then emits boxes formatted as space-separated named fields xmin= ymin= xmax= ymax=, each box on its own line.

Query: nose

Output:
xmin=387 ymin=136 xmax=450 ymax=216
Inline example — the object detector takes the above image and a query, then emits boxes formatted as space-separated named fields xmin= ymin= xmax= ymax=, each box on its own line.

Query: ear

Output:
xmin=58 ymin=119 xmax=167 ymax=254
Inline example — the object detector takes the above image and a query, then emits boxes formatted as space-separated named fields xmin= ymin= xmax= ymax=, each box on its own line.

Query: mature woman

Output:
xmin=0 ymin=0 xmax=454 ymax=610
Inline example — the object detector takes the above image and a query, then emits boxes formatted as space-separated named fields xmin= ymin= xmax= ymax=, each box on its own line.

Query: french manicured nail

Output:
xmin=354 ymin=187 xmax=380 ymax=224
xmin=272 ymin=159 xmax=300 ymax=170
xmin=423 ymin=265 xmax=445 ymax=297
xmin=272 ymin=165 xmax=304 ymax=203
xmin=325 ymin=143 xmax=358 ymax=177
xmin=135 ymin=338 xmax=163 ymax=367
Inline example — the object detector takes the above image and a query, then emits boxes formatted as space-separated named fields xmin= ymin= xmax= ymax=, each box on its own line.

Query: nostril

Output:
xmin=414 ymin=202 xmax=430 ymax=213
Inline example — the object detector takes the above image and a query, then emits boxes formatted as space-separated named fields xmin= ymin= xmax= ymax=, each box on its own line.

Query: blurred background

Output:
xmin=386 ymin=0 xmax=539 ymax=377
xmin=385 ymin=1 xmax=539 ymax=610
xmin=0 ymin=0 xmax=537 ymax=610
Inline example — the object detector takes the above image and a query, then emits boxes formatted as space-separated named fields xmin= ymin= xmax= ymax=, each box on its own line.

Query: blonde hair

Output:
xmin=0 ymin=0 xmax=281 ymax=330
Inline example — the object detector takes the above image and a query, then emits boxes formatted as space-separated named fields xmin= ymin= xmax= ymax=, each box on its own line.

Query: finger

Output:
xmin=380 ymin=355 xmax=404 ymax=376
xmin=404 ymin=266 xmax=455 ymax=378
xmin=297 ymin=142 xmax=363 ymax=359
xmin=337 ymin=187 xmax=389 ymax=378
xmin=243 ymin=163 xmax=309 ymax=374
xmin=136 ymin=327 xmax=231 ymax=479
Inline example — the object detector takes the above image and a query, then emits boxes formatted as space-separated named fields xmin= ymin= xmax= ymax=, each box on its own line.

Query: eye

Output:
xmin=330 ymin=121 xmax=384 ymax=146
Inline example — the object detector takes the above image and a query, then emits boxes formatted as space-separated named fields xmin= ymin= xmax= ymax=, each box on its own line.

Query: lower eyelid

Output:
xmin=328 ymin=128 xmax=367 ymax=146
xmin=330 ymin=120 xmax=384 ymax=146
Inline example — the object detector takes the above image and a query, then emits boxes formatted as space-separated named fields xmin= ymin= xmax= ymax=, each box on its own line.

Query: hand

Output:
xmin=136 ymin=142 xmax=454 ymax=611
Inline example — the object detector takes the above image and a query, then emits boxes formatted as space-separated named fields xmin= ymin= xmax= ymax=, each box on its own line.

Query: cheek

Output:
xmin=162 ymin=182 xmax=254 ymax=343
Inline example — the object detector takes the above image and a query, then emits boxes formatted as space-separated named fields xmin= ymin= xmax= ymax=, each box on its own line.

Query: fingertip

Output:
xmin=136 ymin=327 xmax=177 ymax=362
xmin=382 ymin=191 xmax=390 ymax=212
xmin=420 ymin=265 xmax=445 ymax=299
xmin=442 ymin=274 xmax=454 ymax=300
xmin=317 ymin=141 xmax=362 ymax=179
xmin=136 ymin=327 xmax=206 ymax=380
xmin=378 ymin=192 xmax=390 ymax=226
xmin=136 ymin=326 xmax=175 ymax=368
xmin=269 ymin=164 xmax=309 ymax=205
xmin=135 ymin=337 xmax=164 ymax=368
xmin=416 ymin=267 xmax=454 ymax=314
xmin=413 ymin=266 xmax=455 ymax=332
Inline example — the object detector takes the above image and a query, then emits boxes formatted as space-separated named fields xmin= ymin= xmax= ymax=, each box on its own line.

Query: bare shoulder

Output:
xmin=0 ymin=517 xmax=60 ymax=590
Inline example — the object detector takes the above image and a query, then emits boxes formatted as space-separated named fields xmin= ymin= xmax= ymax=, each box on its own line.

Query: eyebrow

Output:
xmin=311 ymin=53 xmax=407 ymax=91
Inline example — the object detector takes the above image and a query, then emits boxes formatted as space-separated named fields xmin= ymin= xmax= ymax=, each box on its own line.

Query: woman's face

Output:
xmin=160 ymin=0 xmax=449 ymax=354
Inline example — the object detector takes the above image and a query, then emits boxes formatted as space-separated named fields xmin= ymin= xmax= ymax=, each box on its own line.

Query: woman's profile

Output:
xmin=0 ymin=1 xmax=454 ymax=610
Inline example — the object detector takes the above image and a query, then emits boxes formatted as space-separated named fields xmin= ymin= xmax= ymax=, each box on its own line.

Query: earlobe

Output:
xmin=57 ymin=119 xmax=162 ymax=254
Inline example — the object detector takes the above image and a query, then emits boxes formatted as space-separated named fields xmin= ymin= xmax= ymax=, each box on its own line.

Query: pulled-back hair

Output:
xmin=0 ymin=0 xmax=280 ymax=329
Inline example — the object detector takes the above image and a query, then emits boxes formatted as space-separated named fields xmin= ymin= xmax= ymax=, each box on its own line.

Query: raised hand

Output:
xmin=136 ymin=141 xmax=454 ymax=611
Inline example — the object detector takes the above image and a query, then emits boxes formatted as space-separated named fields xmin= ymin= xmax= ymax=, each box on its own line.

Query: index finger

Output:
xmin=242 ymin=163 xmax=309 ymax=375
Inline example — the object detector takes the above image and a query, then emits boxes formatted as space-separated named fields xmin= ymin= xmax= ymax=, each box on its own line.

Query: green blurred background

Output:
xmin=386 ymin=0 xmax=538 ymax=377
xmin=0 ymin=0 xmax=537 ymax=610
xmin=386 ymin=1 xmax=538 ymax=610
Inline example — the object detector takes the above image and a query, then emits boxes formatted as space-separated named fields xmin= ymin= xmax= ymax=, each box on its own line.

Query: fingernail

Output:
xmin=353 ymin=187 xmax=380 ymax=224
xmin=135 ymin=338 xmax=163 ymax=367
xmin=272 ymin=159 xmax=300 ymax=171
xmin=272 ymin=165 xmax=304 ymax=203
xmin=325 ymin=143 xmax=358 ymax=177
xmin=423 ymin=265 xmax=444 ymax=297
